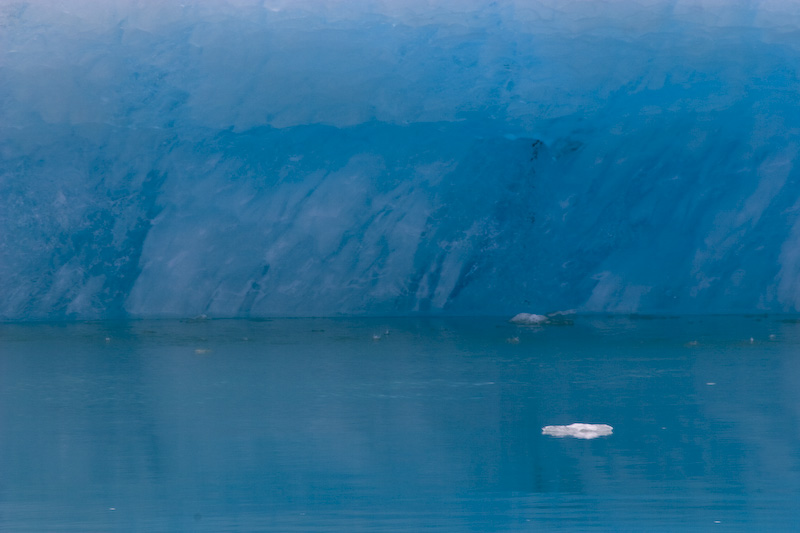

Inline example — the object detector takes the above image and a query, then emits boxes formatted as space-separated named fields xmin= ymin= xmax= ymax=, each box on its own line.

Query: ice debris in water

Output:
xmin=511 ymin=310 xmax=576 ymax=326
xmin=542 ymin=423 xmax=613 ymax=439
xmin=510 ymin=313 xmax=549 ymax=325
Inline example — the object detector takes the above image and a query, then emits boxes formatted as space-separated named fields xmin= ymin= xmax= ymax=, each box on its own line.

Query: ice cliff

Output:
xmin=2 ymin=0 xmax=800 ymax=319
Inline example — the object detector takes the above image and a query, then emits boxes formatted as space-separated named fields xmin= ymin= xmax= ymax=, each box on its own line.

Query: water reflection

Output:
xmin=0 ymin=317 xmax=799 ymax=530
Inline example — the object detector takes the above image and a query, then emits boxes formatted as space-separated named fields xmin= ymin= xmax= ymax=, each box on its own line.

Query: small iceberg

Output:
xmin=510 ymin=310 xmax=576 ymax=326
xmin=510 ymin=313 xmax=549 ymax=325
xmin=542 ymin=423 xmax=613 ymax=439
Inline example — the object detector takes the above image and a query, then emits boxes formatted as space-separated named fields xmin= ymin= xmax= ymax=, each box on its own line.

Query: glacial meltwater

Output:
xmin=1 ymin=315 xmax=799 ymax=531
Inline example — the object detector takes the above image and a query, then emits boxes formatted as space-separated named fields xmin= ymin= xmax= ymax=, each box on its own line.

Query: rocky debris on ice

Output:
xmin=542 ymin=423 xmax=613 ymax=439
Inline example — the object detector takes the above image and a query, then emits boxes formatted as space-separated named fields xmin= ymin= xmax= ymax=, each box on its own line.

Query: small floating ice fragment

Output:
xmin=372 ymin=334 xmax=381 ymax=341
xmin=506 ymin=336 xmax=520 ymax=344
xmin=542 ymin=423 xmax=613 ymax=439
xmin=194 ymin=348 xmax=211 ymax=354
xmin=510 ymin=313 xmax=549 ymax=325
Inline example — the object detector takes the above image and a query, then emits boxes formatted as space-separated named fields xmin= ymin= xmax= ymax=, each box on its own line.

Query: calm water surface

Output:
xmin=1 ymin=316 xmax=799 ymax=531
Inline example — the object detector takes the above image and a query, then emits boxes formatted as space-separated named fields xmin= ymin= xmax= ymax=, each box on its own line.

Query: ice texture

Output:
xmin=542 ymin=424 xmax=614 ymax=440
xmin=2 ymin=1 xmax=800 ymax=319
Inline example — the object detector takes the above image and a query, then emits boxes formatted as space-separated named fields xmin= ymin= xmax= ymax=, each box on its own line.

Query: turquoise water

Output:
xmin=1 ymin=316 xmax=799 ymax=531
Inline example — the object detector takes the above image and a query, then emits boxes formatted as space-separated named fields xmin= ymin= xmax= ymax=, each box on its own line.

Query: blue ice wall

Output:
xmin=2 ymin=0 xmax=800 ymax=318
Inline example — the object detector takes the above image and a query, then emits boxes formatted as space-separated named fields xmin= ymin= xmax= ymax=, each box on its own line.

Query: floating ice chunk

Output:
xmin=510 ymin=313 xmax=549 ymax=325
xmin=542 ymin=423 xmax=613 ymax=439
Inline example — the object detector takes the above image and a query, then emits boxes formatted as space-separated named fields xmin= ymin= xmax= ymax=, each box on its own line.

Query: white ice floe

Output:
xmin=510 ymin=313 xmax=549 ymax=325
xmin=542 ymin=423 xmax=613 ymax=439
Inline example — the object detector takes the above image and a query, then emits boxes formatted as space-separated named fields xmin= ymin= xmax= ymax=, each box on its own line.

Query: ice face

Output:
xmin=2 ymin=1 xmax=800 ymax=318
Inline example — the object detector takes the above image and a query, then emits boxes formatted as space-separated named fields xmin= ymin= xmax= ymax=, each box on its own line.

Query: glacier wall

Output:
xmin=2 ymin=0 xmax=800 ymax=318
